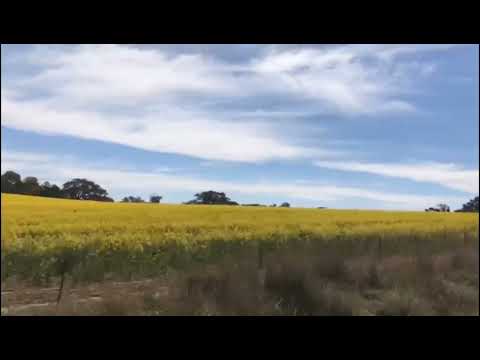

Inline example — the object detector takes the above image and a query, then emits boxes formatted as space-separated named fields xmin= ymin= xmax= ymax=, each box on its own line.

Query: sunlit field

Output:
xmin=1 ymin=194 xmax=478 ymax=315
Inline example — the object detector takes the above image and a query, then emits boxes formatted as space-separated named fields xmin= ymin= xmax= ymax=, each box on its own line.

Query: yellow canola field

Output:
xmin=1 ymin=194 xmax=478 ymax=283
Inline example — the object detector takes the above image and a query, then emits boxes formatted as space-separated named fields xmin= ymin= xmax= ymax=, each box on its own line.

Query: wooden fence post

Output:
xmin=414 ymin=233 xmax=420 ymax=258
xmin=377 ymin=235 xmax=382 ymax=260
xmin=257 ymin=243 xmax=266 ymax=291
xmin=56 ymin=271 xmax=66 ymax=306
xmin=258 ymin=244 xmax=264 ymax=269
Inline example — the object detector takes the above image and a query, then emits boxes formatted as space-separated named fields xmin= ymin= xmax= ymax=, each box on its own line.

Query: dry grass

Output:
xmin=3 ymin=244 xmax=478 ymax=316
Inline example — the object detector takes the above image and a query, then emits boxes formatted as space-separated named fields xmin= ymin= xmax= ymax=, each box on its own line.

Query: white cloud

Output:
xmin=367 ymin=44 xmax=459 ymax=61
xmin=1 ymin=150 xmax=54 ymax=165
xmin=1 ymin=44 xmax=463 ymax=163
xmin=251 ymin=50 xmax=399 ymax=114
xmin=248 ymin=44 xmax=458 ymax=114
xmin=1 ymin=150 xmax=467 ymax=210
xmin=314 ymin=160 xmax=480 ymax=194
xmin=22 ymin=45 xmax=239 ymax=104
xmin=7 ymin=44 xmax=462 ymax=111
xmin=1 ymin=92 xmax=315 ymax=163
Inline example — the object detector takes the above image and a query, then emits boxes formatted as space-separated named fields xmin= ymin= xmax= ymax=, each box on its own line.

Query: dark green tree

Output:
xmin=186 ymin=191 xmax=238 ymax=205
xmin=150 ymin=194 xmax=163 ymax=204
xmin=21 ymin=176 xmax=42 ymax=195
xmin=40 ymin=182 xmax=64 ymax=198
xmin=437 ymin=203 xmax=450 ymax=212
xmin=456 ymin=196 xmax=479 ymax=212
xmin=62 ymin=178 xmax=110 ymax=201
xmin=1 ymin=171 xmax=22 ymax=193
xmin=121 ymin=196 xmax=145 ymax=203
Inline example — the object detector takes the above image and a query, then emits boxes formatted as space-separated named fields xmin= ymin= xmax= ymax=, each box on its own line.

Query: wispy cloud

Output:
xmin=249 ymin=44 xmax=456 ymax=114
xmin=1 ymin=150 xmax=467 ymax=210
xmin=1 ymin=44 xmax=460 ymax=164
xmin=314 ymin=160 xmax=479 ymax=194
xmin=1 ymin=92 xmax=317 ymax=163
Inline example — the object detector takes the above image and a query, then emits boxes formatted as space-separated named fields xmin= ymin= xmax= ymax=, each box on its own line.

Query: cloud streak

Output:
xmin=1 ymin=150 xmax=467 ymax=210
xmin=1 ymin=92 xmax=317 ymax=163
xmin=314 ymin=160 xmax=479 ymax=194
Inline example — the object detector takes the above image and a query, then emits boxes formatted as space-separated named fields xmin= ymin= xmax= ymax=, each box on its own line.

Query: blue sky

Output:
xmin=1 ymin=44 xmax=478 ymax=210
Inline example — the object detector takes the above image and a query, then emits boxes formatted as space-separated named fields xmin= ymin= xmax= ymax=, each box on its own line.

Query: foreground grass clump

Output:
xmin=2 ymin=245 xmax=478 ymax=316
xmin=1 ymin=194 xmax=478 ymax=287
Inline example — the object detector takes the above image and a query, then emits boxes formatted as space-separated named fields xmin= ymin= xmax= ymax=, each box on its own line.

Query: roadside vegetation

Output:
xmin=1 ymin=193 xmax=478 ymax=316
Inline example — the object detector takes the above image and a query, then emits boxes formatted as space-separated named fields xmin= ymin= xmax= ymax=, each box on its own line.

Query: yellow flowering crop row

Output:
xmin=1 ymin=194 xmax=478 ymax=284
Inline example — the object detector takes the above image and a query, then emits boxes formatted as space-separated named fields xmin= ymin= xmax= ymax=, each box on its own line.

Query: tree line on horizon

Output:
xmin=0 ymin=171 xmax=292 ymax=207
xmin=455 ymin=196 xmax=479 ymax=213
xmin=0 ymin=171 xmax=165 ymax=204
xmin=1 ymin=171 xmax=115 ymax=202
xmin=1 ymin=170 xmax=478 ymax=212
